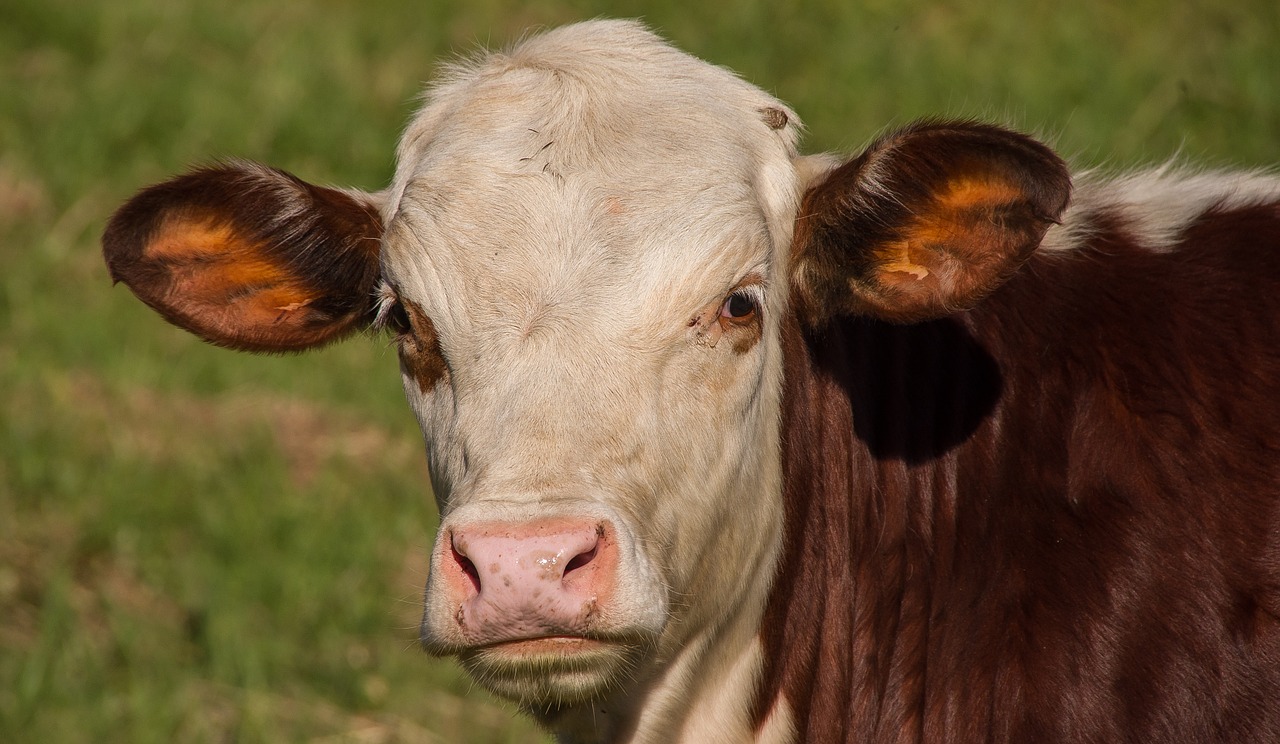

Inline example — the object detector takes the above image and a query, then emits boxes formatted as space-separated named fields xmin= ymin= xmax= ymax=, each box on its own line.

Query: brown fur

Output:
xmin=397 ymin=297 xmax=449 ymax=393
xmin=754 ymin=202 xmax=1280 ymax=741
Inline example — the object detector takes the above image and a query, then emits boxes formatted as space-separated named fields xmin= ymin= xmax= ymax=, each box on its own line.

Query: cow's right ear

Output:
xmin=103 ymin=162 xmax=385 ymax=352
xmin=790 ymin=121 xmax=1071 ymax=326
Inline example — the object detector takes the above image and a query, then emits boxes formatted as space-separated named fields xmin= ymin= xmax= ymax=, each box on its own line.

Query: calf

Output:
xmin=102 ymin=20 xmax=1280 ymax=744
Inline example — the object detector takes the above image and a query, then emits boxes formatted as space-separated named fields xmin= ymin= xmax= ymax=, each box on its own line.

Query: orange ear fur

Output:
xmin=792 ymin=121 xmax=1072 ymax=325
xmin=103 ymin=162 xmax=384 ymax=352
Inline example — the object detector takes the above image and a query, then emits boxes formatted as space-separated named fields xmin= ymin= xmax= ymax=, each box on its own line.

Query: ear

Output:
xmin=102 ymin=161 xmax=385 ymax=352
xmin=791 ymin=121 xmax=1071 ymax=325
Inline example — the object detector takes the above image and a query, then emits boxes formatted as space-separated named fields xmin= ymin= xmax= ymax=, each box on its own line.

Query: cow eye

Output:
xmin=720 ymin=291 xmax=758 ymax=321
xmin=375 ymin=282 xmax=415 ymax=337
xmin=387 ymin=301 xmax=413 ymax=336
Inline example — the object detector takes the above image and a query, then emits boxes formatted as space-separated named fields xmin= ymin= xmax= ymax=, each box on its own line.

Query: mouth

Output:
xmin=475 ymin=634 xmax=612 ymax=656
xmin=455 ymin=634 xmax=648 ymax=706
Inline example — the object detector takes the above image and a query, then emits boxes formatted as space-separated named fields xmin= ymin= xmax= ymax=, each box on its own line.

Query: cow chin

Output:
xmin=454 ymin=635 xmax=654 ymax=707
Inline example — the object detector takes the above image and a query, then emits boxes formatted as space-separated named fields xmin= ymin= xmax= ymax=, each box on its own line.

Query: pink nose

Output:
xmin=440 ymin=519 xmax=617 ymax=644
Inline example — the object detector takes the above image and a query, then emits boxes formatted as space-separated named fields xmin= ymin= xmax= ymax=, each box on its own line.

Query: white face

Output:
xmin=375 ymin=22 xmax=805 ymax=707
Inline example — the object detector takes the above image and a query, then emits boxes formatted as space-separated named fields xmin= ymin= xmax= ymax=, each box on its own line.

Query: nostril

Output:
xmin=564 ymin=544 xmax=598 ymax=575
xmin=451 ymin=543 xmax=481 ymax=594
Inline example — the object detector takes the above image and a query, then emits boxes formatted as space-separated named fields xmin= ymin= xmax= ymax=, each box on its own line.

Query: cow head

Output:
xmin=102 ymin=19 xmax=1067 ymax=733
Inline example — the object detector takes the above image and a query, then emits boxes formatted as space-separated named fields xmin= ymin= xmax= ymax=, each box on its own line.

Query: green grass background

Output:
xmin=2 ymin=0 xmax=1277 ymax=741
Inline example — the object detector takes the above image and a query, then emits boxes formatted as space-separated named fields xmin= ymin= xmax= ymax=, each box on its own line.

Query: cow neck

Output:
xmin=752 ymin=309 xmax=1007 ymax=742
xmin=751 ymin=209 xmax=1280 ymax=742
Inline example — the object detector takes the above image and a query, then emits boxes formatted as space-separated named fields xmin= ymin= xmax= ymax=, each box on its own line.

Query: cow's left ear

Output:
xmin=791 ymin=121 xmax=1071 ymax=326
xmin=103 ymin=161 xmax=385 ymax=352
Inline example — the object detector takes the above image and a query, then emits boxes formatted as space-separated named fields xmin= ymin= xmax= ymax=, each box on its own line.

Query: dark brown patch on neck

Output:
xmin=752 ymin=207 xmax=1280 ymax=741
xmin=397 ymin=297 xmax=448 ymax=393
xmin=751 ymin=311 xmax=1003 ymax=741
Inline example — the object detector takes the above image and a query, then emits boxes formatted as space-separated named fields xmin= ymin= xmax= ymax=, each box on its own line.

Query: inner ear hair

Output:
xmin=792 ymin=120 xmax=1071 ymax=326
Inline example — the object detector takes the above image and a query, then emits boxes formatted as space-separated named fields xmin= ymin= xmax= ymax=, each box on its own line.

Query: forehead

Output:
xmin=381 ymin=21 xmax=801 ymax=332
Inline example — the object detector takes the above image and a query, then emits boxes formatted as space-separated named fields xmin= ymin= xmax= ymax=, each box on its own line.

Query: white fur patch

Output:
xmin=1043 ymin=165 xmax=1280 ymax=253
xmin=381 ymin=21 xmax=794 ymax=741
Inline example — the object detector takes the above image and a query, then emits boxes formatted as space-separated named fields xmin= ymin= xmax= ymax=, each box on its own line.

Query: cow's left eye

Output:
xmin=720 ymin=291 xmax=757 ymax=321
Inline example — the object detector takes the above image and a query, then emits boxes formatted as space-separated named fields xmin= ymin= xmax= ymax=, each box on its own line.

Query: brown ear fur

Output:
xmin=102 ymin=162 xmax=384 ymax=352
xmin=792 ymin=121 xmax=1071 ymax=325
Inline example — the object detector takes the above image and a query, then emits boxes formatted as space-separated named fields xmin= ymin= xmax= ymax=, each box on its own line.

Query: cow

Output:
xmin=101 ymin=19 xmax=1280 ymax=744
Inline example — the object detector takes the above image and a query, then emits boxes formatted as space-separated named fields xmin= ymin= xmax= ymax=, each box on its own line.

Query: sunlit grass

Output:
xmin=2 ymin=0 xmax=1276 ymax=741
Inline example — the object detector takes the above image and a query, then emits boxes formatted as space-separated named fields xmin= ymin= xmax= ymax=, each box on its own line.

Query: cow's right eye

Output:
xmin=386 ymin=301 xmax=413 ymax=336
xmin=718 ymin=284 xmax=763 ymax=329
xmin=722 ymin=292 xmax=757 ymax=320
xmin=374 ymin=282 xmax=415 ymax=337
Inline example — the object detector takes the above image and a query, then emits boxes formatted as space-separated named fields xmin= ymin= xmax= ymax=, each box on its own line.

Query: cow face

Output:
xmin=104 ymin=20 xmax=804 ymax=711
xmin=377 ymin=24 xmax=806 ymax=706
xmin=102 ymin=19 xmax=1068 ymax=728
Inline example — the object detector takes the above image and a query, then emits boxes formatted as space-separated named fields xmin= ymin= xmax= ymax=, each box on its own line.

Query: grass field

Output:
xmin=2 ymin=0 xmax=1277 ymax=741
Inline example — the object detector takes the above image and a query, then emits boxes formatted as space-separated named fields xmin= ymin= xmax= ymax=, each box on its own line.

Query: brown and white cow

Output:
xmin=102 ymin=20 xmax=1280 ymax=744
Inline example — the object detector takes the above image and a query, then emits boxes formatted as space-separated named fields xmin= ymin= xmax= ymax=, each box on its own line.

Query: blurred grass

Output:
xmin=1 ymin=0 xmax=1277 ymax=741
